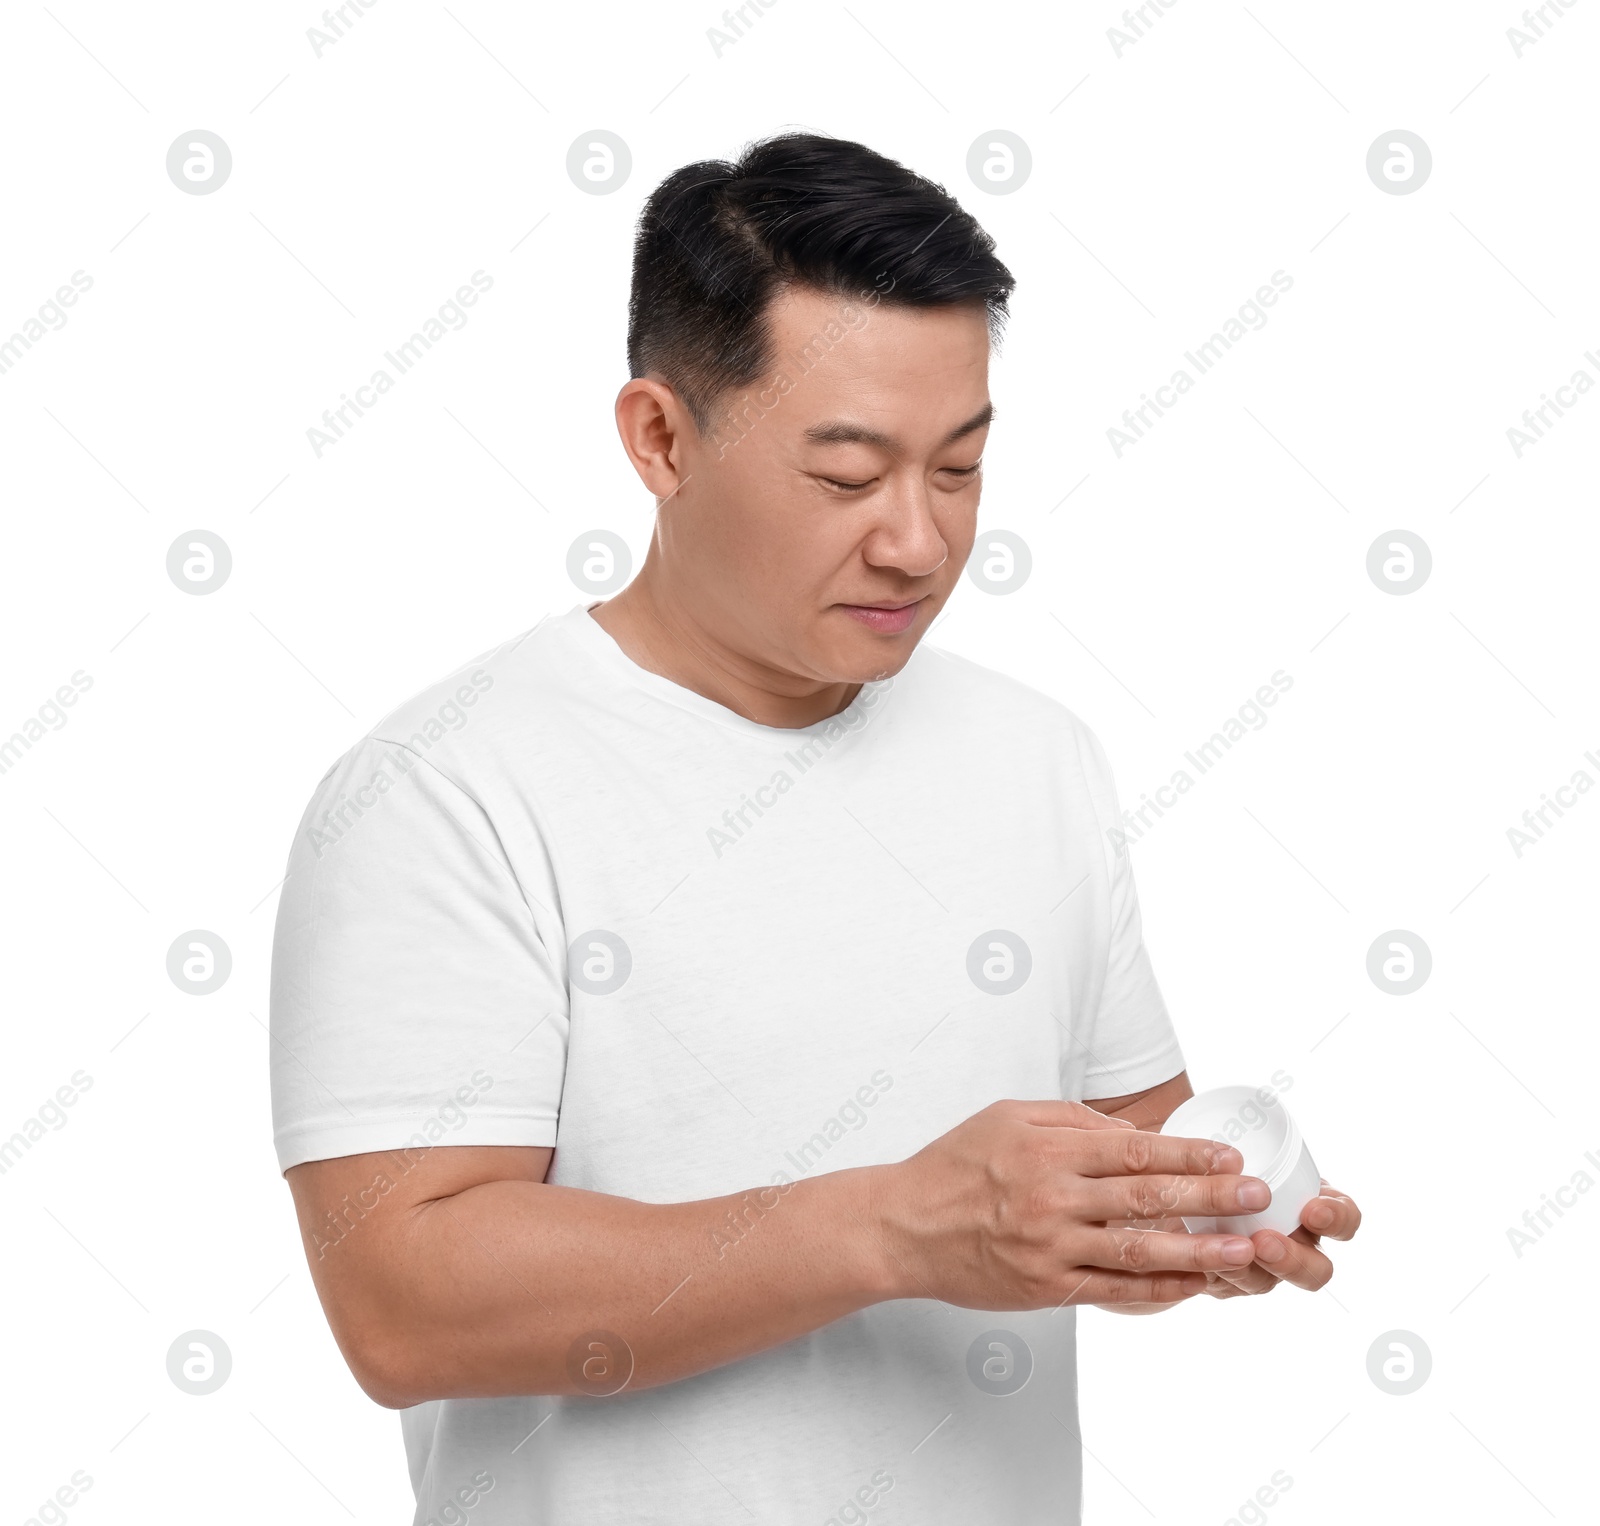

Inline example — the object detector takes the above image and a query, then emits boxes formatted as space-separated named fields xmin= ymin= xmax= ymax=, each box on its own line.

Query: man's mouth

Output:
xmin=837 ymin=598 xmax=923 ymax=634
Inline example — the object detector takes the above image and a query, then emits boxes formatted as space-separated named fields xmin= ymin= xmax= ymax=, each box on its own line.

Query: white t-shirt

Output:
xmin=270 ymin=602 xmax=1184 ymax=1526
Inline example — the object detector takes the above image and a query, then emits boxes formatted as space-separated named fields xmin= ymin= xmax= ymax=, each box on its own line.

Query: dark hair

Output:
xmin=627 ymin=132 xmax=1015 ymax=431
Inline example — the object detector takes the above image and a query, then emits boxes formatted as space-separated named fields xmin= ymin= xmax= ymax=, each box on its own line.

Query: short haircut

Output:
xmin=627 ymin=132 xmax=1015 ymax=430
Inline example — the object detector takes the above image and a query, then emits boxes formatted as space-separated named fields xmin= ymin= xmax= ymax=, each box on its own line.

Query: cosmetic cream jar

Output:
xmin=1162 ymin=1084 xmax=1321 ymax=1238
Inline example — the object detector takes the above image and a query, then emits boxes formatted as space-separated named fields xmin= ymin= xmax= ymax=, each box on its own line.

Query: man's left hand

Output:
xmin=1201 ymin=1180 xmax=1361 ymax=1298
xmin=1097 ymin=1180 xmax=1360 ymax=1312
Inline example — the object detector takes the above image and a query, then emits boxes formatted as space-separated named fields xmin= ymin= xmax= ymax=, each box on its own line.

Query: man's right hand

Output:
xmin=869 ymin=1098 xmax=1268 ymax=1310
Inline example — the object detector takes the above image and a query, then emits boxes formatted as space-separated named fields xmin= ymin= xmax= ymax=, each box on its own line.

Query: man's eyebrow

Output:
xmin=802 ymin=402 xmax=996 ymax=453
xmin=940 ymin=402 xmax=995 ymax=447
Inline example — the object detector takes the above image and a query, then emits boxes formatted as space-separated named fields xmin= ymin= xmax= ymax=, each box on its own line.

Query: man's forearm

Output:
xmin=303 ymin=1160 xmax=895 ymax=1407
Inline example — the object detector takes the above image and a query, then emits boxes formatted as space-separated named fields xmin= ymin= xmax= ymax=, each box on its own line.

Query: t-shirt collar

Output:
xmin=562 ymin=601 xmax=896 ymax=742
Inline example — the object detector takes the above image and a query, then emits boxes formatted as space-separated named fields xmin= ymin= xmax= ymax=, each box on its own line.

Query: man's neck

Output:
xmin=587 ymin=577 xmax=861 ymax=730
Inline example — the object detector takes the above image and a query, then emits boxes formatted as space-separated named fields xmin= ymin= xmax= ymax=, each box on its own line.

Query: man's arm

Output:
xmin=1084 ymin=1070 xmax=1195 ymax=1131
xmin=1084 ymin=1070 xmax=1362 ymax=1308
xmin=288 ymin=1142 xmax=891 ymax=1407
xmin=286 ymin=1099 xmax=1267 ymax=1407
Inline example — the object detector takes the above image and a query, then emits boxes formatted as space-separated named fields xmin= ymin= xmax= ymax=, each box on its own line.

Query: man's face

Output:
xmin=661 ymin=285 xmax=992 ymax=687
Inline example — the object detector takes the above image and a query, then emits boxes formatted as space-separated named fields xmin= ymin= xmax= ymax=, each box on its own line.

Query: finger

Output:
xmin=1075 ymin=1129 xmax=1244 ymax=1180
xmin=1298 ymin=1187 xmax=1361 ymax=1241
xmin=1081 ymin=1171 xmax=1273 ymax=1223
xmin=1251 ymin=1230 xmax=1333 ymax=1291
xmin=1203 ymin=1276 xmax=1259 ymax=1300
xmin=1065 ymin=1268 xmax=1211 ymax=1306
xmin=1207 ymin=1261 xmax=1281 ymax=1297
xmin=1084 ymin=1226 xmax=1260 ymax=1275
xmin=1000 ymin=1099 xmax=1138 ymax=1131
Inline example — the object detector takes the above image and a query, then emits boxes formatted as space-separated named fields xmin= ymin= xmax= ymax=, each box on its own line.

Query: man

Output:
xmin=272 ymin=133 xmax=1359 ymax=1522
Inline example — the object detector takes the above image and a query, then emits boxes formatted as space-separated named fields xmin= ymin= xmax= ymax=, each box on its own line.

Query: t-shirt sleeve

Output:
xmin=269 ymin=735 xmax=569 ymax=1173
xmin=1073 ymin=722 xmax=1186 ymax=1101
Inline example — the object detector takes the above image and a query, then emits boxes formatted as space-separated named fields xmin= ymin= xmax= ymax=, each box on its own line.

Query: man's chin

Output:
xmin=822 ymin=630 xmax=927 ymax=685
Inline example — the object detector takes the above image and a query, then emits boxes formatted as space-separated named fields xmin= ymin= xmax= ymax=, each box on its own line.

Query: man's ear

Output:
xmin=615 ymin=377 xmax=694 ymax=500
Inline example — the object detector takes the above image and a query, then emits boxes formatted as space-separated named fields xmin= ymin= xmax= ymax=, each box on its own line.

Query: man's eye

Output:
xmin=821 ymin=476 xmax=874 ymax=492
xmin=943 ymin=462 xmax=982 ymax=477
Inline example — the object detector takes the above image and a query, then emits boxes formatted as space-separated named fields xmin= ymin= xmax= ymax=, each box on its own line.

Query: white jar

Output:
xmin=1161 ymin=1084 xmax=1321 ymax=1239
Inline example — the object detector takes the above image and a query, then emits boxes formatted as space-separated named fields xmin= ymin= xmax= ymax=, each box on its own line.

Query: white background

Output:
xmin=2 ymin=1 xmax=1596 ymax=1521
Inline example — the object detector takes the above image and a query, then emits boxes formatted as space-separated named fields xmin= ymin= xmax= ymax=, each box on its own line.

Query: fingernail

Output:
xmin=1303 ymin=1202 xmax=1330 ymax=1229
xmin=1256 ymin=1235 xmax=1286 ymax=1263
xmin=1221 ymin=1238 xmax=1256 ymax=1265
xmin=1237 ymin=1178 xmax=1271 ymax=1210
xmin=1209 ymin=1145 xmax=1241 ymax=1173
